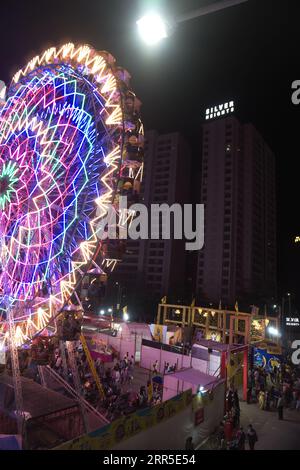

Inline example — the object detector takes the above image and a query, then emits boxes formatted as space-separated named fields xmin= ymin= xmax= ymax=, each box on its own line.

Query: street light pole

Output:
xmin=287 ymin=293 xmax=291 ymax=316
xmin=176 ymin=0 xmax=249 ymax=24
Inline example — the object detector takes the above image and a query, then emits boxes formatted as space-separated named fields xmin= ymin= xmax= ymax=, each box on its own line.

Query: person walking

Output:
xmin=247 ymin=424 xmax=258 ymax=450
xmin=277 ymin=395 xmax=284 ymax=420
xmin=296 ymin=391 xmax=300 ymax=411
xmin=185 ymin=436 xmax=194 ymax=450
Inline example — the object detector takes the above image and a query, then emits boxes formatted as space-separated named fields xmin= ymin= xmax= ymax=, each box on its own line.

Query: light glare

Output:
xmin=137 ymin=13 xmax=168 ymax=45
xmin=268 ymin=326 xmax=280 ymax=337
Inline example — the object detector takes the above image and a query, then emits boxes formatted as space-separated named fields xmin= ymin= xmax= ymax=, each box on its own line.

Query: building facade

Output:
xmin=196 ymin=114 xmax=276 ymax=308
xmin=110 ymin=130 xmax=191 ymax=311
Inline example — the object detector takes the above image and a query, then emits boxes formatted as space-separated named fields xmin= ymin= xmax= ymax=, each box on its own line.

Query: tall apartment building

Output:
xmin=196 ymin=114 xmax=276 ymax=308
xmin=111 ymin=130 xmax=191 ymax=305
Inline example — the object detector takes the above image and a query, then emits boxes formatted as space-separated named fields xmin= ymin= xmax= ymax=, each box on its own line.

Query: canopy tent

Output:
xmin=116 ymin=322 xmax=152 ymax=340
xmin=163 ymin=367 xmax=225 ymax=401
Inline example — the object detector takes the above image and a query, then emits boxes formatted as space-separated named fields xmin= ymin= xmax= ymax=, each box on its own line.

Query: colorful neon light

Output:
xmin=0 ymin=43 xmax=142 ymax=347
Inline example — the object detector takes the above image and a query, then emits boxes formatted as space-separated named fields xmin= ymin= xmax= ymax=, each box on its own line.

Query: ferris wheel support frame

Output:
xmin=7 ymin=304 xmax=25 ymax=438
xmin=66 ymin=340 xmax=89 ymax=434
xmin=59 ymin=340 xmax=69 ymax=382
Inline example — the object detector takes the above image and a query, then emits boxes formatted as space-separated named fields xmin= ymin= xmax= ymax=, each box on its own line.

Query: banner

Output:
xmin=150 ymin=324 xmax=167 ymax=343
xmin=55 ymin=389 xmax=193 ymax=450
xmin=253 ymin=347 xmax=282 ymax=372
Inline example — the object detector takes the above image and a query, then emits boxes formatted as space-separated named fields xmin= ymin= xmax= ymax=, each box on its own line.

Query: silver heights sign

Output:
xmin=205 ymin=101 xmax=235 ymax=120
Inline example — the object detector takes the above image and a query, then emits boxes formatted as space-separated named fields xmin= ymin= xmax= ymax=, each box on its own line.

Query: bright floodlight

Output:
xmin=100 ymin=309 xmax=105 ymax=315
xmin=268 ymin=326 xmax=280 ymax=337
xmin=137 ymin=13 xmax=168 ymax=45
xmin=0 ymin=80 xmax=6 ymax=101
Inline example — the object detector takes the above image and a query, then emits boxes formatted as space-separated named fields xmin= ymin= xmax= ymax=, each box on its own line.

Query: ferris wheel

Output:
xmin=0 ymin=43 xmax=144 ymax=350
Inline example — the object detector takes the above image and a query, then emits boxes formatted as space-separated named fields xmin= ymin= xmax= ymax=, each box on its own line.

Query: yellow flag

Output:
xmin=122 ymin=305 xmax=128 ymax=314
xmin=161 ymin=296 xmax=167 ymax=304
xmin=191 ymin=298 xmax=196 ymax=307
xmin=234 ymin=301 xmax=239 ymax=333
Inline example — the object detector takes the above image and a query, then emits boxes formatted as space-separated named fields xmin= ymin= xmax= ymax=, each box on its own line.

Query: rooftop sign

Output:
xmin=286 ymin=317 xmax=300 ymax=327
xmin=205 ymin=101 xmax=234 ymax=120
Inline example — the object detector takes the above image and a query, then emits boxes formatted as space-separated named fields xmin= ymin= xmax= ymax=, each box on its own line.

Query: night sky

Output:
xmin=0 ymin=0 xmax=299 ymax=306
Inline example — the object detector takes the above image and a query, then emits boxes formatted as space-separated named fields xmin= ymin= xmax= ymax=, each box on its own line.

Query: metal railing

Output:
xmin=38 ymin=365 xmax=109 ymax=424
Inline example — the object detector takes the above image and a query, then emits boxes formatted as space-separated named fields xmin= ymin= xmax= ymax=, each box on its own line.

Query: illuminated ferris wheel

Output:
xmin=0 ymin=43 xmax=144 ymax=349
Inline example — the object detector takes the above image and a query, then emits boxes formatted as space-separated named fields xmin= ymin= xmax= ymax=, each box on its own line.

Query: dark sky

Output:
xmin=0 ymin=0 xmax=299 ymax=305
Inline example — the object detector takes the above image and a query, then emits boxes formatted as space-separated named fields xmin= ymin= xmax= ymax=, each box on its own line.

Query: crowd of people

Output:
xmin=216 ymin=421 xmax=258 ymax=451
xmin=4 ymin=333 xmax=164 ymax=425
xmin=215 ymin=359 xmax=300 ymax=450
xmin=50 ymin=344 xmax=163 ymax=421
xmin=214 ymin=384 xmax=260 ymax=450
xmin=163 ymin=361 xmax=177 ymax=374
xmin=247 ymin=363 xmax=300 ymax=418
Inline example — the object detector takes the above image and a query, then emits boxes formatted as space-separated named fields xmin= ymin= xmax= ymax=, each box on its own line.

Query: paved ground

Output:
xmin=239 ymin=401 xmax=300 ymax=450
xmin=103 ymin=361 xmax=300 ymax=449
xmin=130 ymin=365 xmax=153 ymax=392
xmin=102 ymin=361 xmax=155 ymax=395
xmin=201 ymin=399 xmax=300 ymax=450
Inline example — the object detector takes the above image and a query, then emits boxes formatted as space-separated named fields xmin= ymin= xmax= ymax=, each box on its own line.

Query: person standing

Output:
xmin=233 ymin=390 xmax=240 ymax=411
xmin=153 ymin=360 xmax=159 ymax=374
xmin=247 ymin=424 xmax=258 ymax=450
xmin=258 ymin=390 xmax=265 ymax=410
xmin=226 ymin=388 xmax=234 ymax=413
xmin=277 ymin=395 xmax=284 ymax=420
xmin=237 ymin=426 xmax=246 ymax=450
xmin=247 ymin=386 xmax=252 ymax=404
xmin=248 ymin=368 xmax=253 ymax=388
xmin=232 ymin=404 xmax=240 ymax=428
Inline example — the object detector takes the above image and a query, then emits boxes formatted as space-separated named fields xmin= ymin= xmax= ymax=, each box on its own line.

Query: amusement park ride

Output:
xmin=0 ymin=43 xmax=143 ymax=442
